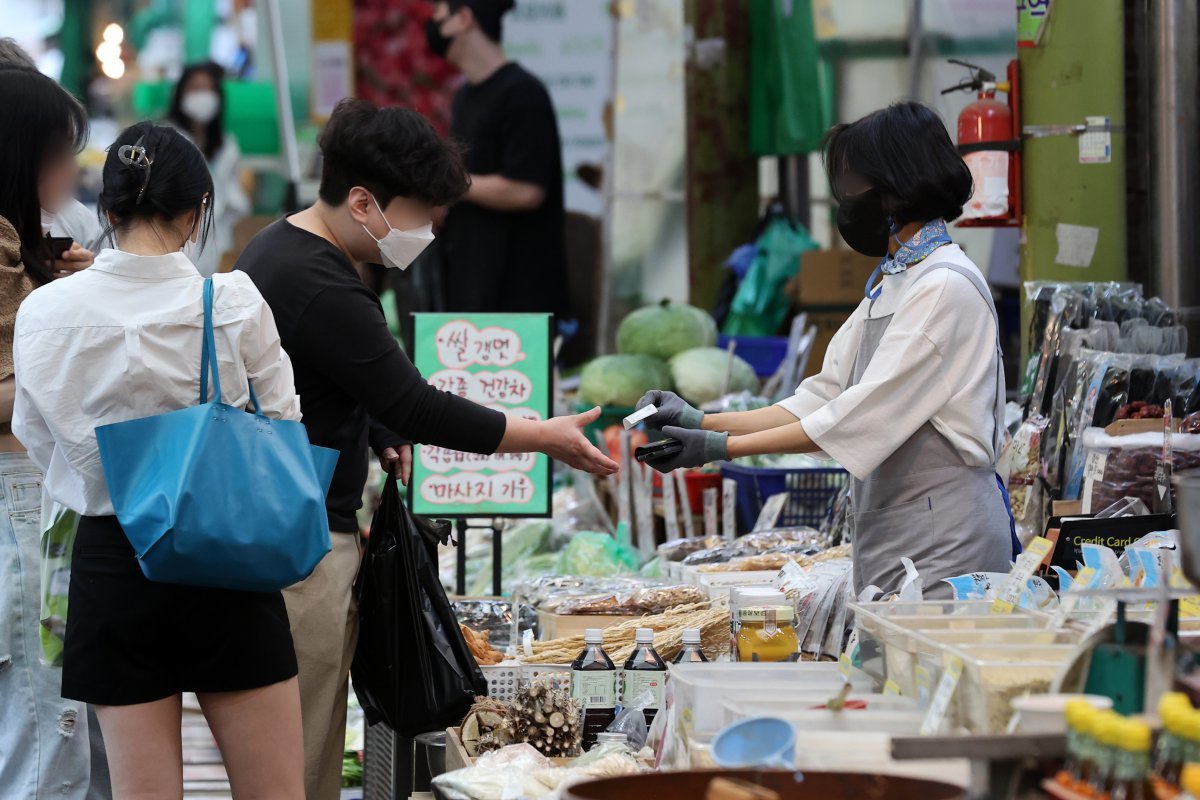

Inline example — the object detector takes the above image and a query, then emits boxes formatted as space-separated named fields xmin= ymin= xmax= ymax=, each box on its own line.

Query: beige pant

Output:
xmin=284 ymin=531 xmax=362 ymax=800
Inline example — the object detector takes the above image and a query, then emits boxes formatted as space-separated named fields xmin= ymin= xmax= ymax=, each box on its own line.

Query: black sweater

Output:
xmin=237 ymin=218 xmax=506 ymax=531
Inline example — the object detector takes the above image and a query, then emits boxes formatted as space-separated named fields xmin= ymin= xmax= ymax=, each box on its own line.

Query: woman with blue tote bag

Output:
xmin=13 ymin=122 xmax=308 ymax=799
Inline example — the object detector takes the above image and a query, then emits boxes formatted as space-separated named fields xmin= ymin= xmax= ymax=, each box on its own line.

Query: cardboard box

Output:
xmin=804 ymin=310 xmax=853 ymax=378
xmin=796 ymin=249 xmax=878 ymax=306
xmin=537 ymin=610 xmax=643 ymax=641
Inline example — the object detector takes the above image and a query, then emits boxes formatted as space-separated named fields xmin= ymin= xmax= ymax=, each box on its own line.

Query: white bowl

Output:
xmin=1010 ymin=693 xmax=1114 ymax=734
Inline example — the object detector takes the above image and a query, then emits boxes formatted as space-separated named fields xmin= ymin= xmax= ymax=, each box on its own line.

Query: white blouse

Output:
xmin=13 ymin=249 xmax=300 ymax=516
xmin=777 ymin=244 xmax=1002 ymax=481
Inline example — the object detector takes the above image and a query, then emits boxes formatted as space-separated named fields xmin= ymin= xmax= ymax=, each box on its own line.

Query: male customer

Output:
xmin=235 ymin=98 xmax=615 ymax=799
xmin=427 ymin=0 xmax=570 ymax=317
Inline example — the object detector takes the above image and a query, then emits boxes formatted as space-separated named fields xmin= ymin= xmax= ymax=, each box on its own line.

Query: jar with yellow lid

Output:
xmin=1180 ymin=762 xmax=1200 ymax=798
xmin=736 ymin=606 xmax=799 ymax=663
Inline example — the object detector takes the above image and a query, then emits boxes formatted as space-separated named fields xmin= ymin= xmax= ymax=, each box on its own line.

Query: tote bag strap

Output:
xmin=198 ymin=278 xmax=265 ymax=414
xmin=199 ymin=278 xmax=222 ymax=404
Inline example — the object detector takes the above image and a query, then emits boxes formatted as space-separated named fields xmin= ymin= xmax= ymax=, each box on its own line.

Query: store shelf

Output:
xmin=1071 ymin=587 xmax=1195 ymax=602
xmin=891 ymin=733 xmax=1067 ymax=762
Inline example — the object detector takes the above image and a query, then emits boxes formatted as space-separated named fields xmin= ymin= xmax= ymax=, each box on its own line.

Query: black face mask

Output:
xmin=426 ymin=18 xmax=453 ymax=59
xmin=836 ymin=189 xmax=891 ymax=257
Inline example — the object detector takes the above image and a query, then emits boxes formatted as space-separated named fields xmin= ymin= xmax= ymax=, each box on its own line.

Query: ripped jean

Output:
xmin=0 ymin=453 xmax=91 ymax=799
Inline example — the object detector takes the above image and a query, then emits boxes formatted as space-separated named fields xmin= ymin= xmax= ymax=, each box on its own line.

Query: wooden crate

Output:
xmin=537 ymin=610 xmax=643 ymax=641
xmin=445 ymin=726 xmax=574 ymax=772
xmin=445 ymin=727 xmax=472 ymax=773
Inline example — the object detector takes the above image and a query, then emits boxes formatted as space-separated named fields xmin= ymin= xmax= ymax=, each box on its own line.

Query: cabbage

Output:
xmin=578 ymin=354 xmax=672 ymax=407
xmin=617 ymin=300 xmax=718 ymax=360
xmin=669 ymin=347 xmax=759 ymax=406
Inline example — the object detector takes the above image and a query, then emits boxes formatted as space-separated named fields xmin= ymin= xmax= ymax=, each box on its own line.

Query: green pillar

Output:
xmin=59 ymin=0 xmax=93 ymax=101
xmin=1018 ymin=0 xmax=1126 ymax=285
xmin=184 ymin=0 xmax=215 ymax=64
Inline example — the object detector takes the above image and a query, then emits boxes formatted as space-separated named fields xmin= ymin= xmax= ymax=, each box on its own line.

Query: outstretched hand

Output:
xmin=542 ymin=407 xmax=619 ymax=475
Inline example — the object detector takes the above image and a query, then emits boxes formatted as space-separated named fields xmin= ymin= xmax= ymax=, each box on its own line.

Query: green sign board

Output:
xmin=1017 ymin=0 xmax=1052 ymax=47
xmin=410 ymin=313 xmax=553 ymax=517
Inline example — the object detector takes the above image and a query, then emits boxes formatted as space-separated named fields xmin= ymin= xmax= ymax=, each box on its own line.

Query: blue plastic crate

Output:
xmin=717 ymin=335 xmax=789 ymax=378
xmin=720 ymin=461 xmax=848 ymax=533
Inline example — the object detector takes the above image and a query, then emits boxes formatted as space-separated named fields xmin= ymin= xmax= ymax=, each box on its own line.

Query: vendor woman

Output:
xmin=638 ymin=101 xmax=1013 ymax=597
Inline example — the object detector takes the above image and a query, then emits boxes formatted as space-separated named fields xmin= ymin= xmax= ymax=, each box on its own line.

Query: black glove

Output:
xmin=643 ymin=425 xmax=728 ymax=473
xmin=635 ymin=390 xmax=703 ymax=432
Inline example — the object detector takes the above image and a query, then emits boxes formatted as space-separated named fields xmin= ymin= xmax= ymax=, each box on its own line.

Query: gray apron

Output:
xmin=849 ymin=262 xmax=1012 ymax=599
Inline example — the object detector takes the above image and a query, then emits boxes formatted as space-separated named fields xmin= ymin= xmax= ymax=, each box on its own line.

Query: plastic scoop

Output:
xmin=711 ymin=717 xmax=795 ymax=769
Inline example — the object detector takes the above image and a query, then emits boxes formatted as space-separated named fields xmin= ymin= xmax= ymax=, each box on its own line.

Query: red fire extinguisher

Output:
xmin=942 ymin=59 xmax=1021 ymax=227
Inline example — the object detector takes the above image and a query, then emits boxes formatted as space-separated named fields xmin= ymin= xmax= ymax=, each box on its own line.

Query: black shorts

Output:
xmin=62 ymin=515 xmax=298 ymax=706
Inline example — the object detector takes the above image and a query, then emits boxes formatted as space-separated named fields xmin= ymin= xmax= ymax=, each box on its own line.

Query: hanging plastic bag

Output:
xmin=608 ymin=690 xmax=655 ymax=751
xmin=39 ymin=496 xmax=79 ymax=667
xmin=722 ymin=216 xmax=818 ymax=337
xmin=552 ymin=531 xmax=639 ymax=577
xmin=351 ymin=475 xmax=487 ymax=735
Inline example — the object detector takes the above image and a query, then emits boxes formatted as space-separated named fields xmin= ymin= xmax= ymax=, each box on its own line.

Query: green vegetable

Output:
xmin=617 ymin=300 xmax=718 ymax=360
xmin=553 ymin=531 xmax=639 ymax=577
xmin=578 ymin=354 xmax=672 ymax=407
xmin=341 ymin=750 xmax=363 ymax=787
xmin=669 ymin=346 xmax=759 ymax=406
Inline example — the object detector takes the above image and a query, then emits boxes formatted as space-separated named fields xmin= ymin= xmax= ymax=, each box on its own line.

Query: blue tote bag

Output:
xmin=96 ymin=278 xmax=337 ymax=592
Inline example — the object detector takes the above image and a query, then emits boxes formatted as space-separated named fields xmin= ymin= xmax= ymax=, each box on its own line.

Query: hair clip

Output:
xmin=117 ymin=135 xmax=153 ymax=204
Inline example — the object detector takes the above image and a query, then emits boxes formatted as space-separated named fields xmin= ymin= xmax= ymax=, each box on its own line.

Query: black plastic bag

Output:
xmin=351 ymin=476 xmax=487 ymax=736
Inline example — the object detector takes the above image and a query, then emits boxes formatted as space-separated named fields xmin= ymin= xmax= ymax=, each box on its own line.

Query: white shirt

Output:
xmin=777 ymin=244 xmax=1001 ymax=481
xmin=13 ymin=249 xmax=301 ymax=516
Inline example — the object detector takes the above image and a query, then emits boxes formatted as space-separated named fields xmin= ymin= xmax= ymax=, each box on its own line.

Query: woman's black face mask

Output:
xmin=836 ymin=189 xmax=891 ymax=257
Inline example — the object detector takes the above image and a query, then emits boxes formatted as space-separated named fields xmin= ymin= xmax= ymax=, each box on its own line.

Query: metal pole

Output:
xmin=455 ymin=519 xmax=468 ymax=596
xmin=907 ymin=0 xmax=925 ymax=99
xmin=1150 ymin=0 xmax=1199 ymax=309
xmin=262 ymin=0 xmax=303 ymax=212
xmin=777 ymin=156 xmax=810 ymax=229
xmin=596 ymin=12 xmax=621 ymax=354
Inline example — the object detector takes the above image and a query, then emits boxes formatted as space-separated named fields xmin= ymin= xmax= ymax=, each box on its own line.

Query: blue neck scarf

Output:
xmin=864 ymin=219 xmax=953 ymax=300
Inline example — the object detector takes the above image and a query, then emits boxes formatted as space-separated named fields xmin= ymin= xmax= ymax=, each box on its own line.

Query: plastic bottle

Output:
xmin=622 ymin=627 xmax=668 ymax=728
xmin=1090 ymin=711 xmax=1120 ymax=799
xmin=1059 ymin=701 xmax=1091 ymax=791
xmin=1180 ymin=763 xmax=1200 ymax=799
xmin=1154 ymin=693 xmax=1191 ymax=791
xmin=571 ymin=628 xmax=617 ymax=751
xmin=673 ymin=628 xmax=709 ymax=664
xmin=1110 ymin=720 xmax=1154 ymax=800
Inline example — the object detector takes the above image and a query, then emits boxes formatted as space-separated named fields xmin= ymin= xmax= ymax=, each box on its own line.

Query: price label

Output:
xmin=1181 ymin=597 xmax=1200 ymax=619
xmin=1050 ymin=566 xmax=1096 ymax=630
xmin=662 ymin=467 xmax=680 ymax=539
xmin=722 ymin=479 xmax=737 ymax=543
xmin=884 ymin=679 xmax=902 ymax=696
xmin=838 ymin=652 xmax=853 ymax=679
xmin=920 ymin=656 xmax=963 ymax=735
xmin=843 ymin=628 xmax=861 ymax=662
xmin=915 ymin=665 xmax=932 ymax=710
xmin=703 ymin=488 xmax=719 ymax=539
xmin=992 ymin=536 xmax=1053 ymax=614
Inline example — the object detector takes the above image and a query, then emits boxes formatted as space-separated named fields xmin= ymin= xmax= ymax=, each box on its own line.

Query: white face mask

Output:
xmin=40 ymin=208 xmax=57 ymax=236
xmin=181 ymin=90 xmax=221 ymax=125
xmin=361 ymin=194 xmax=434 ymax=271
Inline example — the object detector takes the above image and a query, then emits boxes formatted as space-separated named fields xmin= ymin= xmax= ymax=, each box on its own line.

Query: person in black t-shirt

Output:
xmin=235 ymin=98 xmax=616 ymax=800
xmin=426 ymin=0 xmax=570 ymax=317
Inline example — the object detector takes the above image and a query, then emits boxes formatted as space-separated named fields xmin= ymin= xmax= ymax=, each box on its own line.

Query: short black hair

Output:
xmin=449 ymin=0 xmax=515 ymax=43
xmin=99 ymin=121 xmax=215 ymax=251
xmin=822 ymin=101 xmax=973 ymax=225
xmin=317 ymin=98 xmax=470 ymax=208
